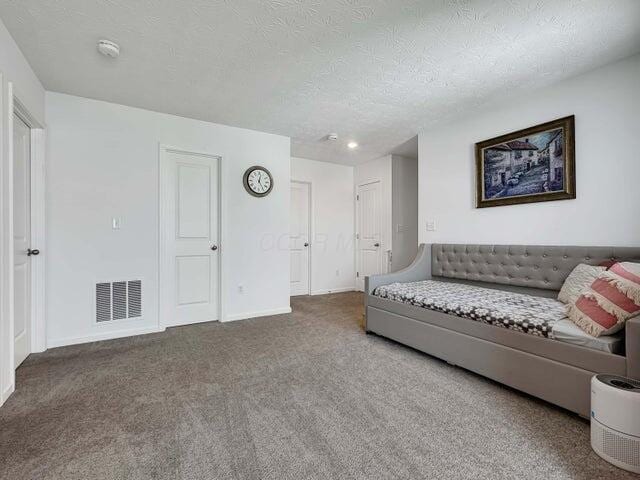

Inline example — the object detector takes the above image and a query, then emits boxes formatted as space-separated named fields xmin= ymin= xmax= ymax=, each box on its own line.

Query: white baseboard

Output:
xmin=1 ymin=382 xmax=15 ymax=406
xmin=310 ymin=287 xmax=355 ymax=295
xmin=47 ymin=325 xmax=166 ymax=349
xmin=223 ymin=306 xmax=292 ymax=323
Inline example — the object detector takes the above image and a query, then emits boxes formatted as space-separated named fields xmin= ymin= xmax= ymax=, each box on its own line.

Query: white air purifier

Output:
xmin=591 ymin=374 xmax=640 ymax=473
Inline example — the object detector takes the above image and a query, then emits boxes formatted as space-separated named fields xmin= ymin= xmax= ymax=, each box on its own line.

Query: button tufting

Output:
xmin=553 ymin=267 xmax=558 ymax=271
xmin=563 ymin=255 xmax=568 ymax=259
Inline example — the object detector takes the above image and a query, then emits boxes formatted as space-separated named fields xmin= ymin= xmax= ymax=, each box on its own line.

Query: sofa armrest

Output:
xmin=627 ymin=316 xmax=640 ymax=380
xmin=365 ymin=243 xmax=432 ymax=295
xmin=364 ymin=244 xmax=432 ymax=330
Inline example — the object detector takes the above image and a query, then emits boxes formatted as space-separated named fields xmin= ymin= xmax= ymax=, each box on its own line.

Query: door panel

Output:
xmin=13 ymin=114 xmax=31 ymax=367
xmin=357 ymin=181 xmax=383 ymax=291
xmin=177 ymin=256 xmax=211 ymax=305
xmin=290 ymin=182 xmax=310 ymax=296
xmin=164 ymin=151 xmax=219 ymax=327
xmin=178 ymin=164 xmax=210 ymax=238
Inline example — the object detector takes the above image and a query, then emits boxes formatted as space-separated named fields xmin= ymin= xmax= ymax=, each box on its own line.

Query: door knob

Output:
xmin=27 ymin=248 xmax=40 ymax=256
xmin=210 ymin=245 xmax=218 ymax=251
xmin=304 ymin=242 xmax=309 ymax=247
xmin=374 ymin=243 xmax=380 ymax=247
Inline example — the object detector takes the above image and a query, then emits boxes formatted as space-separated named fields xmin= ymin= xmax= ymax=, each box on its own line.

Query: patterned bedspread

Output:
xmin=373 ymin=280 xmax=567 ymax=338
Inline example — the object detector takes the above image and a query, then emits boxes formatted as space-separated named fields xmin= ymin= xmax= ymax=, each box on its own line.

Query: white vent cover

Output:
xmin=96 ymin=280 xmax=142 ymax=322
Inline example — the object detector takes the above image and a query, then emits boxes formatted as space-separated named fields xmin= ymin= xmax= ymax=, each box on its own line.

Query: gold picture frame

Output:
xmin=475 ymin=115 xmax=575 ymax=208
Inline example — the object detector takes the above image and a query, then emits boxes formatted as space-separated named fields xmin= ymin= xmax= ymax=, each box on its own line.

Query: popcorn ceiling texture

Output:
xmin=0 ymin=0 xmax=639 ymax=164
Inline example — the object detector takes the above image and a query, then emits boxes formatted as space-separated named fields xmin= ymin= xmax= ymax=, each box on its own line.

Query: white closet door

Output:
xmin=290 ymin=182 xmax=310 ymax=296
xmin=164 ymin=151 xmax=219 ymax=327
xmin=13 ymin=114 xmax=31 ymax=367
xmin=356 ymin=181 xmax=383 ymax=291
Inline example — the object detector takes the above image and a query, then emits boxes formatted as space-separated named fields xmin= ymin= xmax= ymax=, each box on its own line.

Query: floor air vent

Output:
xmin=96 ymin=280 xmax=142 ymax=322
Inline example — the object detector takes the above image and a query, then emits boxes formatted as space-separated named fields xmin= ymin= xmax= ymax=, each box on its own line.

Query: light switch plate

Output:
xmin=426 ymin=220 xmax=436 ymax=232
xmin=112 ymin=217 xmax=122 ymax=230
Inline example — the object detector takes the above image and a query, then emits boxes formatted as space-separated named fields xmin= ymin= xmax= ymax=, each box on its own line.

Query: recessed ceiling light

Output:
xmin=347 ymin=141 xmax=359 ymax=149
xmin=97 ymin=39 xmax=120 ymax=58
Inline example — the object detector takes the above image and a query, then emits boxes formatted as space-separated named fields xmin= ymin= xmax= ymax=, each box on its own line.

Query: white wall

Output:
xmin=46 ymin=92 xmax=291 ymax=347
xmin=291 ymin=157 xmax=354 ymax=294
xmin=0 ymin=19 xmax=45 ymax=124
xmin=0 ymin=17 xmax=45 ymax=406
xmin=419 ymin=54 xmax=640 ymax=247
xmin=392 ymin=155 xmax=418 ymax=271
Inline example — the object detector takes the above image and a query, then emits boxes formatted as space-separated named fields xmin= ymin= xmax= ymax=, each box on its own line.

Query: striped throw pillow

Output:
xmin=604 ymin=262 xmax=640 ymax=305
xmin=567 ymin=262 xmax=640 ymax=337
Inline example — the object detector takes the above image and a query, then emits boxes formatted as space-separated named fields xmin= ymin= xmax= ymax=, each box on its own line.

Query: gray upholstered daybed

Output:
xmin=364 ymin=244 xmax=640 ymax=418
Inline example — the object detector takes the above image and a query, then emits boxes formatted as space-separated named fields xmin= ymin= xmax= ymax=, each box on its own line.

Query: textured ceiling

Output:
xmin=1 ymin=0 xmax=639 ymax=165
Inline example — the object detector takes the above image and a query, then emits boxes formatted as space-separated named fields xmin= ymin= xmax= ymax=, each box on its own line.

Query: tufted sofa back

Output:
xmin=431 ymin=244 xmax=640 ymax=292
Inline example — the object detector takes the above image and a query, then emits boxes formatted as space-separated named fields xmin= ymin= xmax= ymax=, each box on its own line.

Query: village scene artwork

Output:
xmin=482 ymin=128 xmax=564 ymax=199
xmin=476 ymin=116 xmax=575 ymax=208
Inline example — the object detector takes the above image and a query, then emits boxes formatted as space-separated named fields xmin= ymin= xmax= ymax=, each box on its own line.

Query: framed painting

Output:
xmin=475 ymin=115 xmax=575 ymax=208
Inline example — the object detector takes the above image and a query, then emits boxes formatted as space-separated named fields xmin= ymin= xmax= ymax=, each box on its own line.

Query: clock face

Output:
xmin=243 ymin=166 xmax=273 ymax=197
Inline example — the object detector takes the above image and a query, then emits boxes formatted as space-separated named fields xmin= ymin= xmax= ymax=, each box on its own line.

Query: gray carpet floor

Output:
xmin=0 ymin=292 xmax=633 ymax=479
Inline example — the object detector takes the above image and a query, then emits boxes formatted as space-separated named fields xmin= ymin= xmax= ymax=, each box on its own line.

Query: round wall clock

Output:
xmin=243 ymin=166 xmax=274 ymax=197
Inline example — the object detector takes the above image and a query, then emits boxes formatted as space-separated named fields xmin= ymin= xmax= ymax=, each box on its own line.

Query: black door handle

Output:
xmin=304 ymin=243 xmax=309 ymax=247
xmin=374 ymin=243 xmax=380 ymax=247
xmin=27 ymin=248 xmax=40 ymax=256
xmin=211 ymin=245 xmax=218 ymax=251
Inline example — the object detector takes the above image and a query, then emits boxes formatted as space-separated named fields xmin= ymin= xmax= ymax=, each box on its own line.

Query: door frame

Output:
xmin=158 ymin=145 xmax=224 ymax=328
xmin=14 ymin=98 xmax=46 ymax=356
xmin=0 ymin=82 xmax=46 ymax=405
xmin=290 ymin=180 xmax=312 ymax=296
xmin=355 ymin=180 xmax=385 ymax=292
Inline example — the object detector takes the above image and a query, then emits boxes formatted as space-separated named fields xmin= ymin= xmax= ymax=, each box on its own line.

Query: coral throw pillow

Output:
xmin=567 ymin=262 xmax=640 ymax=337
xmin=604 ymin=262 xmax=640 ymax=305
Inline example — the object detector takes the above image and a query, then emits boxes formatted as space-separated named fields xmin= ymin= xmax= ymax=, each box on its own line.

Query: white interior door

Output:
xmin=13 ymin=114 xmax=31 ymax=367
xmin=356 ymin=181 xmax=383 ymax=291
xmin=290 ymin=181 xmax=310 ymax=296
xmin=163 ymin=150 xmax=219 ymax=327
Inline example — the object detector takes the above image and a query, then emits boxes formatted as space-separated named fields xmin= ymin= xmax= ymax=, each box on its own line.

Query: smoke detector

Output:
xmin=97 ymin=40 xmax=120 ymax=58
xmin=326 ymin=133 xmax=339 ymax=141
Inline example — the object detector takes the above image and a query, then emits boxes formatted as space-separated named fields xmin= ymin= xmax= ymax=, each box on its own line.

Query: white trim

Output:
xmin=310 ymin=287 xmax=355 ymax=295
xmin=158 ymin=144 xmax=224 ymax=328
xmin=47 ymin=326 xmax=165 ymax=349
xmin=0 ymin=74 xmax=15 ymax=407
xmin=223 ymin=306 xmax=292 ymax=323
xmin=16 ymin=103 xmax=47 ymax=354
xmin=290 ymin=180 xmax=312 ymax=296
xmin=13 ymin=97 xmax=44 ymax=129
xmin=2 ymin=383 xmax=14 ymax=404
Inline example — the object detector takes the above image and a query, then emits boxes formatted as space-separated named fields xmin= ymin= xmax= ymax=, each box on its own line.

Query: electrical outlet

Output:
xmin=426 ymin=220 xmax=436 ymax=232
xmin=335 ymin=269 xmax=340 ymax=277
xmin=112 ymin=217 xmax=122 ymax=230
xmin=238 ymin=284 xmax=244 ymax=294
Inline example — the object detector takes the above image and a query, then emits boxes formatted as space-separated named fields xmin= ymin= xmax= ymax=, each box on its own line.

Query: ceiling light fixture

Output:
xmin=326 ymin=133 xmax=339 ymax=141
xmin=97 ymin=39 xmax=120 ymax=58
xmin=347 ymin=141 xmax=359 ymax=149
